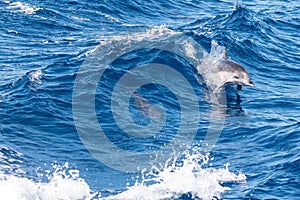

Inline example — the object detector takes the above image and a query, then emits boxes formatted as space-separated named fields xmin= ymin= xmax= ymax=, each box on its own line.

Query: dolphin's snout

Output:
xmin=248 ymin=80 xmax=254 ymax=87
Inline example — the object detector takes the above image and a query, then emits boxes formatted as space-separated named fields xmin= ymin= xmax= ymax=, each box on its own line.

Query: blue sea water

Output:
xmin=0 ymin=0 xmax=299 ymax=199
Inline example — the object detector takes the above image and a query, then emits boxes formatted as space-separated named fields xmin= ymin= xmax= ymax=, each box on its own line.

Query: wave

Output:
xmin=0 ymin=152 xmax=246 ymax=200
xmin=72 ymin=26 xmax=247 ymax=199
xmin=3 ymin=0 xmax=42 ymax=15
xmin=0 ymin=163 xmax=94 ymax=200
xmin=1 ymin=1 xmax=299 ymax=199
xmin=104 ymin=153 xmax=246 ymax=200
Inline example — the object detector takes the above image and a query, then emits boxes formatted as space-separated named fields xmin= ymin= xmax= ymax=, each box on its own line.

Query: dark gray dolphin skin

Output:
xmin=215 ymin=48 xmax=254 ymax=90
xmin=132 ymin=91 xmax=160 ymax=119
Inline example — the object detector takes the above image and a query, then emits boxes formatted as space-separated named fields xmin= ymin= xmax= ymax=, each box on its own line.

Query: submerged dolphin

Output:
xmin=132 ymin=91 xmax=161 ymax=119
xmin=213 ymin=47 xmax=254 ymax=90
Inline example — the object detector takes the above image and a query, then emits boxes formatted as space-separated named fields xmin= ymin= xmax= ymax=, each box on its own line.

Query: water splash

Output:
xmin=5 ymin=1 xmax=42 ymax=15
xmin=105 ymin=152 xmax=246 ymax=200
xmin=28 ymin=69 xmax=42 ymax=91
xmin=0 ymin=163 xmax=95 ymax=200
xmin=197 ymin=40 xmax=227 ymax=91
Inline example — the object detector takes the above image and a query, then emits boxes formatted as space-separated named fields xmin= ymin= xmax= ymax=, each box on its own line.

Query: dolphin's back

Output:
xmin=217 ymin=59 xmax=247 ymax=73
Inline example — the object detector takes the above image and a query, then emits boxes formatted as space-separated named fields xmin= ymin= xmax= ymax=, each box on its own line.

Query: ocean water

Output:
xmin=0 ymin=0 xmax=299 ymax=199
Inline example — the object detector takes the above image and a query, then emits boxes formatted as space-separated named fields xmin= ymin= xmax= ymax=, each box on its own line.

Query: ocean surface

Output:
xmin=0 ymin=0 xmax=299 ymax=199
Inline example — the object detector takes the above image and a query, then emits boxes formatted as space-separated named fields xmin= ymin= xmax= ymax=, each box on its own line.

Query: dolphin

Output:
xmin=213 ymin=47 xmax=254 ymax=90
xmin=132 ymin=91 xmax=161 ymax=119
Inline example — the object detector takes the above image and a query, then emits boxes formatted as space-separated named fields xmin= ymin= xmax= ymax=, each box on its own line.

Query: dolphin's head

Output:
xmin=215 ymin=59 xmax=254 ymax=89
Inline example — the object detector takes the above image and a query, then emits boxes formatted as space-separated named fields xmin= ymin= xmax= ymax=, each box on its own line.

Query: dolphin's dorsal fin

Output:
xmin=222 ymin=47 xmax=227 ymax=59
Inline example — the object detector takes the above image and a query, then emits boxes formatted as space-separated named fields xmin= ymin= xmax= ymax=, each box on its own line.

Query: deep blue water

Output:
xmin=0 ymin=0 xmax=299 ymax=199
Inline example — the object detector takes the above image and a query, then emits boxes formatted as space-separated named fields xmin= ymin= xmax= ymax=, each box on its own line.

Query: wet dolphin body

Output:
xmin=132 ymin=91 xmax=161 ymax=119
xmin=213 ymin=48 xmax=254 ymax=90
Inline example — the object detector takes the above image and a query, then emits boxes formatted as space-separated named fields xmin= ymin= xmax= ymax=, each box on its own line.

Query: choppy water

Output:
xmin=0 ymin=0 xmax=299 ymax=199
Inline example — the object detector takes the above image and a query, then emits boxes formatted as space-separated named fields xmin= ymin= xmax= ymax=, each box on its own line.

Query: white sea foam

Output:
xmin=104 ymin=14 xmax=121 ymax=23
xmin=28 ymin=69 xmax=42 ymax=84
xmin=72 ymin=16 xmax=91 ymax=22
xmin=197 ymin=40 xmax=229 ymax=91
xmin=28 ymin=69 xmax=42 ymax=91
xmin=6 ymin=1 xmax=42 ymax=15
xmin=0 ymin=150 xmax=243 ymax=200
xmin=104 ymin=153 xmax=246 ymax=200
xmin=0 ymin=163 xmax=95 ymax=200
xmin=96 ymin=26 xmax=180 ymax=46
